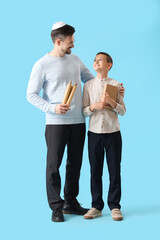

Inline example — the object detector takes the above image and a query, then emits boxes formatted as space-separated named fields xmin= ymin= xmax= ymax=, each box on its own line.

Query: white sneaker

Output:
xmin=84 ymin=208 xmax=102 ymax=219
xmin=111 ymin=208 xmax=123 ymax=221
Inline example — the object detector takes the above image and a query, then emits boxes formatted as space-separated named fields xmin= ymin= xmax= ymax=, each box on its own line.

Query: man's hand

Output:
xmin=89 ymin=102 xmax=105 ymax=112
xmin=55 ymin=104 xmax=71 ymax=114
xmin=119 ymin=83 xmax=125 ymax=97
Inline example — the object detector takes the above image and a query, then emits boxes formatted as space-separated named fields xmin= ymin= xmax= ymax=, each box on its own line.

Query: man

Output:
xmin=27 ymin=21 xmax=125 ymax=222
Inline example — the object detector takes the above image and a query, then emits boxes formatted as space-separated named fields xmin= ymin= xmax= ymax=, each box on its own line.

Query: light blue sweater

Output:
xmin=27 ymin=53 xmax=94 ymax=124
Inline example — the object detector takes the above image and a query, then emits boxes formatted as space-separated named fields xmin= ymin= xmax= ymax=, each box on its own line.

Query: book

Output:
xmin=103 ymin=83 xmax=118 ymax=101
xmin=62 ymin=81 xmax=77 ymax=104
xmin=103 ymin=84 xmax=118 ymax=110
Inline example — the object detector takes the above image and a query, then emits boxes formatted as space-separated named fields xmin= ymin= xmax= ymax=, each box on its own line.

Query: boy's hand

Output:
xmin=119 ymin=83 xmax=125 ymax=97
xmin=104 ymin=103 xmax=113 ymax=110
xmin=101 ymin=93 xmax=117 ymax=109
xmin=89 ymin=102 xmax=105 ymax=112
xmin=55 ymin=104 xmax=71 ymax=114
xmin=100 ymin=93 xmax=111 ymax=104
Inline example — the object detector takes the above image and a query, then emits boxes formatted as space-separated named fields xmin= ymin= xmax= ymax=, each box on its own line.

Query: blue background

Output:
xmin=1 ymin=0 xmax=160 ymax=239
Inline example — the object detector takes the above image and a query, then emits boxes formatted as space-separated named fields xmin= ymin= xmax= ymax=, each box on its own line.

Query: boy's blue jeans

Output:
xmin=88 ymin=130 xmax=122 ymax=211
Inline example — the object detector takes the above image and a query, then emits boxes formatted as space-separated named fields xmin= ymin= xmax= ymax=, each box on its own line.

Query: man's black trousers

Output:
xmin=45 ymin=124 xmax=86 ymax=211
xmin=88 ymin=130 xmax=122 ymax=211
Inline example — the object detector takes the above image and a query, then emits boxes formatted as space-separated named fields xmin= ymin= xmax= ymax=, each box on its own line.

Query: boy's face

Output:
xmin=93 ymin=54 xmax=111 ymax=72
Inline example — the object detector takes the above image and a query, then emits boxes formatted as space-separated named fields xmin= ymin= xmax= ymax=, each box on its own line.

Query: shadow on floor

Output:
xmin=123 ymin=204 xmax=160 ymax=217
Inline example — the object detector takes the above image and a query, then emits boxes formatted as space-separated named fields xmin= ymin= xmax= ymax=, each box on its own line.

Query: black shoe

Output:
xmin=63 ymin=201 xmax=89 ymax=215
xmin=51 ymin=208 xmax=64 ymax=222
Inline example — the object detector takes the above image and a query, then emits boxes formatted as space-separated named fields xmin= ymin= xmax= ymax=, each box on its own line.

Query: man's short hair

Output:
xmin=96 ymin=52 xmax=113 ymax=70
xmin=51 ymin=24 xmax=75 ymax=43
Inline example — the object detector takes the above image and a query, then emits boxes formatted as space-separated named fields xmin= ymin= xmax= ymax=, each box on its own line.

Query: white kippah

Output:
xmin=52 ymin=22 xmax=66 ymax=31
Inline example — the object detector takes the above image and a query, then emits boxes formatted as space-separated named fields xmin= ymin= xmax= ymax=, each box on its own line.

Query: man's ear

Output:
xmin=56 ymin=39 xmax=61 ymax=46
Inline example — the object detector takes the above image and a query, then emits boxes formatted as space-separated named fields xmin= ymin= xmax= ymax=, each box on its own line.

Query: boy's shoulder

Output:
xmin=107 ymin=78 xmax=121 ymax=86
xmin=84 ymin=77 xmax=121 ymax=90
xmin=84 ymin=78 xmax=96 ymax=88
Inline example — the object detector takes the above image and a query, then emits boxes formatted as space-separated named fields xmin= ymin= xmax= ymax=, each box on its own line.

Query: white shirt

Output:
xmin=83 ymin=77 xmax=126 ymax=134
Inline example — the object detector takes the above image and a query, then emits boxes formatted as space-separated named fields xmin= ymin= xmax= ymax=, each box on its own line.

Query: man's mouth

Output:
xmin=66 ymin=48 xmax=72 ymax=54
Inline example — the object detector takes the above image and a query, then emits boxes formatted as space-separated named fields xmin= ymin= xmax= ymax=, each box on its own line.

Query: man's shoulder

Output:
xmin=69 ymin=53 xmax=81 ymax=61
xmin=33 ymin=54 xmax=49 ymax=69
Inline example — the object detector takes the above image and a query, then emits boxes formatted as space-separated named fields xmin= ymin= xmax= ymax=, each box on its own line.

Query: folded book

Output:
xmin=103 ymin=83 xmax=118 ymax=101
xmin=103 ymin=84 xmax=118 ymax=109
xmin=62 ymin=81 xmax=77 ymax=104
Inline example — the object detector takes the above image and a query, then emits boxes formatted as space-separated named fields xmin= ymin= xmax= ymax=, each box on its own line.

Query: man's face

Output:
xmin=60 ymin=35 xmax=75 ymax=54
xmin=93 ymin=54 xmax=110 ymax=72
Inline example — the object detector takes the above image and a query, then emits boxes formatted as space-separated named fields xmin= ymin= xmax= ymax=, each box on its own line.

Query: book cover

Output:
xmin=103 ymin=83 xmax=118 ymax=101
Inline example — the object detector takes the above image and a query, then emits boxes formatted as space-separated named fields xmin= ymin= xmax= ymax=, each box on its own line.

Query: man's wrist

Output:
xmin=49 ymin=103 xmax=56 ymax=113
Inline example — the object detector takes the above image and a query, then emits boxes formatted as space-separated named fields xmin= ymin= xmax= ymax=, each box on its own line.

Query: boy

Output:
xmin=83 ymin=52 xmax=126 ymax=221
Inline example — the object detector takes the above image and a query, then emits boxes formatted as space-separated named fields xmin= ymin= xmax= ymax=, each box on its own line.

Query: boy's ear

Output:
xmin=108 ymin=62 xmax=112 ymax=70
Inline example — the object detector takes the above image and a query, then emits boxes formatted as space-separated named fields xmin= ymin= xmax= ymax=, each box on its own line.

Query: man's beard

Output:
xmin=63 ymin=48 xmax=72 ymax=55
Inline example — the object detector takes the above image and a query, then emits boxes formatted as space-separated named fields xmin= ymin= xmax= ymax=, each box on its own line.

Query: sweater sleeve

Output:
xmin=79 ymin=58 xmax=95 ymax=83
xmin=26 ymin=62 xmax=56 ymax=113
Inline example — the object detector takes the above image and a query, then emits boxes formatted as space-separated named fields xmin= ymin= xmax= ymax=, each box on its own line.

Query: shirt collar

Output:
xmin=96 ymin=76 xmax=110 ymax=81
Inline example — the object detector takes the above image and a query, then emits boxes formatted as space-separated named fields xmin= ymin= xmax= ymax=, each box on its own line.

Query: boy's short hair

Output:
xmin=51 ymin=24 xmax=75 ymax=43
xmin=96 ymin=52 xmax=113 ymax=70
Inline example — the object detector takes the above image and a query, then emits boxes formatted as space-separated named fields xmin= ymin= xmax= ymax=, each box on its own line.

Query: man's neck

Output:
xmin=49 ymin=48 xmax=65 ymax=57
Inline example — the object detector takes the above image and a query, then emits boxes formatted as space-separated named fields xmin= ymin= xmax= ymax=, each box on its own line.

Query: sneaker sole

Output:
xmin=62 ymin=210 xmax=85 ymax=215
xmin=84 ymin=213 xmax=102 ymax=219
xmin=112 ymin=217 xmax=123 ymax=221
xmin=51 ymin=218 xmax=64 ymax=222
